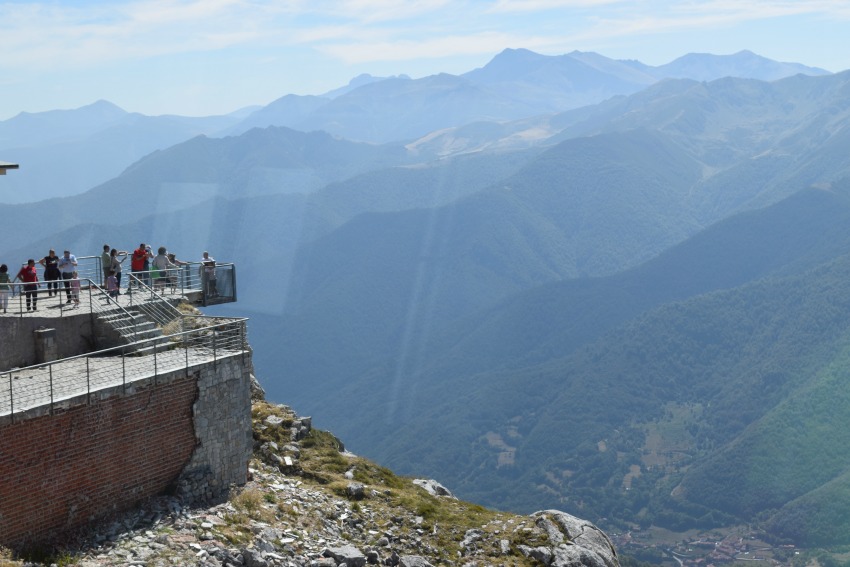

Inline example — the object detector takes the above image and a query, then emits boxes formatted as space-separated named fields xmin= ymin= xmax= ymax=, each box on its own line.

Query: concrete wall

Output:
xmin=0 ymin=315 xmax=94 ymax=371
xmin=0 ymin=353 xmax=253 ymax=547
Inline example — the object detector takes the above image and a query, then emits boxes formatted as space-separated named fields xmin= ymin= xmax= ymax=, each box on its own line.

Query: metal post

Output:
xmin=8 ymin=371 xmax=13 ymax=423
xmin=86 ymin=357 xmax=91 ymax=403
xmin=213 ymin=326 xmax=217 ymax=367
xmin=231 ymin=264 xmax=237 ymax=302
xmin=49 ymin=364 xmax=54 ymax=415
xmin=122 ymin=345 xmax=126 ymax=395
xmin=240 ymin=321 xmax=245 ymax=363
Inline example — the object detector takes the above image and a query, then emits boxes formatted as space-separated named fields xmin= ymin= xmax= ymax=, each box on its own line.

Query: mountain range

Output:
xmin=2 ymin=48 xmax=850 ymax=549
xmin=0 ymin=49 xmax=828 ymax=204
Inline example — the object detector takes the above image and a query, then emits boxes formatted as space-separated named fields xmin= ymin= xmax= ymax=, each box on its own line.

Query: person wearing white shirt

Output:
xmin=56 ymin=250 xmax=78 ymax=304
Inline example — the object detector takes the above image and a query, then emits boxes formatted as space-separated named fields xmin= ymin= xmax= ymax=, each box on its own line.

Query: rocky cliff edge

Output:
xmin=1 ymin=391 xmax=619 ymax=567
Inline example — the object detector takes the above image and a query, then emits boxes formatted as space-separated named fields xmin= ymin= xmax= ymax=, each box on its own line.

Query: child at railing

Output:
xmin=70 ymin=271 xmax=81 ymax=307
xmin=0 ymin=264 xmax=10 ymax=314
xmin=106 ymin=269 xmax=119 ymax=302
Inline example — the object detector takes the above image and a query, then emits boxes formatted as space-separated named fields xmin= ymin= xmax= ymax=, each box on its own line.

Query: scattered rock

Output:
xmin=249 ymin=373 xmax=266 ymax=401
xmin=324 ymin=544 xmax=366 ymax=567
xmin=347 ymin=482 xmax=366 ymax=500
xmin=411 ymin=479 xmax=456 ymax=499
xmin=264 ymin=415 xmax=285 ymax=428
xmin=398 ymin=555 xmax=433 ymax=567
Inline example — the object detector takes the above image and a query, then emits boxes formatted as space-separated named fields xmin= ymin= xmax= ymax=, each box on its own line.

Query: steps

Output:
xmin=96 ymin=306 xmax=164 ymax=350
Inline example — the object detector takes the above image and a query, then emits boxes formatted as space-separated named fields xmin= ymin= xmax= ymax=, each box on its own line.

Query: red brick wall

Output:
xmin=0 ymin=376 xmax=198 ymax=546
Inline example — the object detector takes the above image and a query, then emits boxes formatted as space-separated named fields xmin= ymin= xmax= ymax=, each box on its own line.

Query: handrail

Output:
xmin=87 ymin=279 xmax=147 ymax=343
xmin=1 ymin=259 xmax=237 ymax=315
xmin=0 ymin=316 xmax=249 ymax=421
xmin=126 ymin=273 xmax=184 ymax=328
xmin=1 ymin=279 xmax=137 ymax=322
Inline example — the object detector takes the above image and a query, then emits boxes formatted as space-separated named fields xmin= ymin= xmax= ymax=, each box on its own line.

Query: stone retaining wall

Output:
xmin=177 ymin=356 xmax=254 ymax=502
xmin=0 ymin=354 xmax=253 ymax=547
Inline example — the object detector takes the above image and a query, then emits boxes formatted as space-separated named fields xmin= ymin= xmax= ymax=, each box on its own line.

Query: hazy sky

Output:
xmin=2 ymin=0 xmax=849 ymax=120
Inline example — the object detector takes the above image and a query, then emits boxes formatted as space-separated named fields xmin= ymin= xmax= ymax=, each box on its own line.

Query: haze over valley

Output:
xmin=5 ymin=46 xmax=850 ymax=558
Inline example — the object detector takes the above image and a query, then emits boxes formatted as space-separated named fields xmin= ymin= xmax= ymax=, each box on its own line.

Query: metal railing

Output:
xmin=8 ymin=256 xmax=234 ymax=293
xmin=125 ymin=273 xmax=184 ymax=328
xmin=76 ymin=255 xmax=104 ymax=284
xmin=1 ymin=278 xmax=110 ymax=319
xmin=0 ymin=316 xmax=249 ymax=421
xmin=111 ymin=258 xmax=236 ymax=306
xmin=87 ymin=279 xmax=154 ymax=344
xmin=1 ymin=261 xmax=237 ymax=317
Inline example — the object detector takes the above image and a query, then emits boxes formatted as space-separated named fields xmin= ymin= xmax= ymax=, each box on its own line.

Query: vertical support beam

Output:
xmin=7 ymin=371 xmax=13 ymax=423
xmin=49 ymin=364 xmax=54 ymax=415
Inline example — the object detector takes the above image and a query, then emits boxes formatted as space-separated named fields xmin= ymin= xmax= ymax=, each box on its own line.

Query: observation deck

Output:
xmin=0 ymin=264 xmax=246 ymax=423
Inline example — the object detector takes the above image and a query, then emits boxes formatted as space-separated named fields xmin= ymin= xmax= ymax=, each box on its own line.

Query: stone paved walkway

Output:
xmin=0 ymin=346 xmax=244 ymax=418
xmin=0 ymin=284 xmax=196 ymax=319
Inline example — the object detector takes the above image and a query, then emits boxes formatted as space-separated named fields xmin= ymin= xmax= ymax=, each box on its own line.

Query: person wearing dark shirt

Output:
xmin=39 ymin=249 xmax=60 ymax=297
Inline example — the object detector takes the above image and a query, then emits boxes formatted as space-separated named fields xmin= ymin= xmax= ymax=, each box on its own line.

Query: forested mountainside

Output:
xmin=260 ymin=181 xmax=850 ymax=546
xmin=6 ymin=65 xmax=850 ymax=548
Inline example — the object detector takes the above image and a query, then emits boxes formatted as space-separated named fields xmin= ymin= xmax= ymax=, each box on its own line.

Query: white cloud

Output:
xmin=488 ymin=0 xmax=624 ymax=13
xmin=316 ymin=31 xmax=527 ymax=63
xmin=0 ymin=0 xmax=291 ymax=69
xmin=1 ymin=0 xmax=849 ymax=76
xmin=310 ymin=0 xmax=455 ymax=23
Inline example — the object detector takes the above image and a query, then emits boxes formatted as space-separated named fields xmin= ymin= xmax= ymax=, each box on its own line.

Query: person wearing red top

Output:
xmin=14 ymin=258 xmax=39 ymax=311
xmin=129 ymin=243 xmax=151 ymax=292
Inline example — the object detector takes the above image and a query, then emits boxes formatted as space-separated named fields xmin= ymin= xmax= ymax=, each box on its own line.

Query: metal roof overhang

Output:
xmin=0 ymin=161 xmax=19 ymax=175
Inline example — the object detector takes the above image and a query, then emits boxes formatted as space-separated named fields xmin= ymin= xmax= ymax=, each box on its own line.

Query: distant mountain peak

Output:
xmin=321 ymin=73 xmax=411 ymax=99
xmin=86 ymin=99 xmax=126 ymax=111
xmin=659 ymin=50 xmax=830 ymax=81
xmin=489 ymin=47 xmax=545 ymax=63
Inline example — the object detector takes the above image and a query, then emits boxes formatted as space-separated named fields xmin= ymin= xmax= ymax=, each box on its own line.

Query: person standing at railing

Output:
xmin=14 ymin=259 xmax=39 ymax=311
xmin=201 ymin=251 xmax=218 ymax=298
xmin=151 ymin=246 xmax=177 ymax=293
xmin=167 ymin=252 xmax=188 ymax=293
xmin=100 ymin=244 xmax=111 ymax=286
xmin=69 ymin=271 xmax=81 ymax=308
xmin=144 ymin=245 xmax=153 ymax=285
xmin=130 ymin=243 xmax=150 ymax=292
xmin=110 ymin=248 xmax=128 ymax=293
xmin=106 ymin=269 xmax=120 ymax=302
xmin=57 ymin=249 xmax=78 ymax=304
xmin=39 ymin=249 xmax=61 ymax=297
xmin=0 ymin=264 xmax=11 ymax=314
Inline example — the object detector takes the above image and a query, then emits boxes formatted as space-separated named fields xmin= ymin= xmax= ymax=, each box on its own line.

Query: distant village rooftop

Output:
xmin=0 ymin=161 xmax=19 ymax=174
